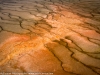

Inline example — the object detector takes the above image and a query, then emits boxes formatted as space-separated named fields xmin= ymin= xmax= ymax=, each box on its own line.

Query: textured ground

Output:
xmin=0 ymin=0 xmax=100 ymax=75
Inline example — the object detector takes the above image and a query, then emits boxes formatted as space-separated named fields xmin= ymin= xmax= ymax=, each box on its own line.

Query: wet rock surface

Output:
xmin=0 ymin=0 xmax=100 ymax=75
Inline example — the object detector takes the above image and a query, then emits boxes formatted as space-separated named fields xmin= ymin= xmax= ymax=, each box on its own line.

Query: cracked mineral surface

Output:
xmin=0 ymin=0 xmax=100 ymax=75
